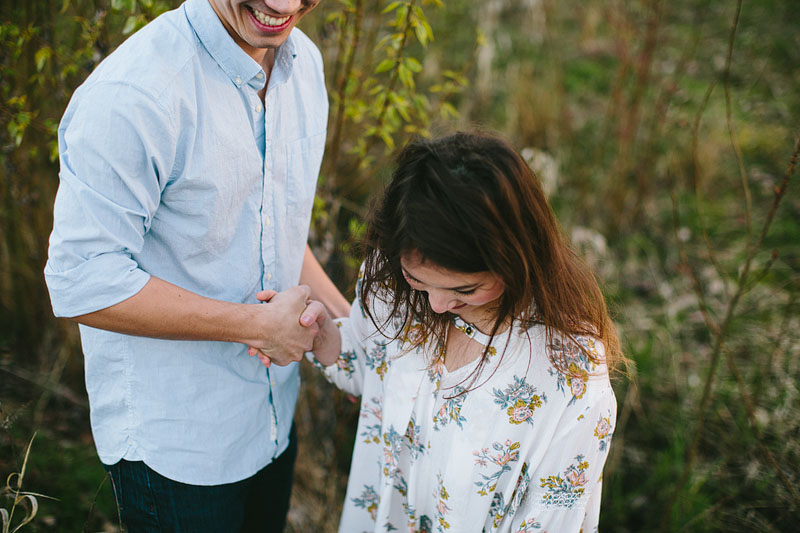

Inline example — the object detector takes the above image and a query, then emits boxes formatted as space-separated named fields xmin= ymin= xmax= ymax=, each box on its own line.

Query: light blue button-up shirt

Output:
xmin=44 ymin=0 xmax=327 ymax=485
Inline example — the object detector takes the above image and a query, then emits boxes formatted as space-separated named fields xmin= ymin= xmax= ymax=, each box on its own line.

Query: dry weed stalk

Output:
xmin=1 ymin=433 xmax=56 ymax=533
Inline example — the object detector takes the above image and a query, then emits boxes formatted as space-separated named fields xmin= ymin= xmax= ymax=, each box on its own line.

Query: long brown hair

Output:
xmin=360 ymin=131 xmax=622 ymax=376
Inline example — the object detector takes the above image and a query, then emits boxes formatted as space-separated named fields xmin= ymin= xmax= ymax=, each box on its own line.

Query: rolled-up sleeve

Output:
xmin=45 ymin=81 xmax=177 ymax=317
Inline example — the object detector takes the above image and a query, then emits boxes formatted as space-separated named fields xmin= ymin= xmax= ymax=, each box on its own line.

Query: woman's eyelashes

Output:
xmin=407 ymin=279 xmax=478 ymax=296
xmin=402 ymin=270 xmax=478 ymax=296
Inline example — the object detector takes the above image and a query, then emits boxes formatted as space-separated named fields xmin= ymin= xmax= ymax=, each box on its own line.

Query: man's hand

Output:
xmin=243 ymin=285 xmax=321 ymax=367
xmin=250 ymin=289 xmax=341 ymax=368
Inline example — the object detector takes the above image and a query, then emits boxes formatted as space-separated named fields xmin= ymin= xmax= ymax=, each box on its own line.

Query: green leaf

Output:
xmin=396 ymin=102 xmax=411 ymax=122
xmin=397 ymin=64 xmax=414 ymax=89
xmin=379 ymin=129 xmax=395 ymax=149
xmin=420 ymin=18 xmax=434 ymax=44
xmin=122 ymin=15 xmax=138 ymax=35
xmin=440 ymin=102 xmax=458 ymax=119
xmin=325 ymin=11 xmax=344 ymax=24
xmin=375 ymin=59 xmax=395 ymax=74
xmin=382 ymin=1 xmax=402 ymax=14
xmin=49 ymin=140 xmax=59 ymax=163
xmin=34 ymin=46 xmax=51 ymax=72
xmin=394 ymin=6 xmax=408 ymax=28
xmin=404 ymin=57 xmax=422 ymax=73
xmin=8 ymin=95 xmax=26 ymax=106
xmin=388 ymin=92 xmax=407 ymax=106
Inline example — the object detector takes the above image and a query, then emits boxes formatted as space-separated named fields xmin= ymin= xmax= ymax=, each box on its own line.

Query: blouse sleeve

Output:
xmin=504 ymin=358 xmax=617 ymax=532
xmin=307 ymin=268 xmax=385 ymax=397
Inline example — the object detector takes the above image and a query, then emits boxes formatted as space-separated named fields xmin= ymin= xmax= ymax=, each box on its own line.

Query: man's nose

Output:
xmin=263 ymin=1 xmax=302 ymax=15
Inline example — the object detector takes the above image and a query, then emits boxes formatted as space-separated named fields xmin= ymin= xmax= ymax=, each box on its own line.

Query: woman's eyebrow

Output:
xmin=401 ymin=268 xmax=480 ymax=291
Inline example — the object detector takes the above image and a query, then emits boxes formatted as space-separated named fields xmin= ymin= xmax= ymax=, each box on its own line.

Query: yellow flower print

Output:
xmin=493 ymin=376 xmax=547 ymax=427
xmin=351 ymin=485 xmax=380 ymax=521
xmin=473 ymin=440 xmax=521 ymax=496
xmin=435 ymin=474 xmax=451 ymax=529
xmin=593 ymin=410 xmax=614 ymax=451
xmin=565 ymin=362 xmax=589 ymax=400
xmin=506 ymin=396 xmax=543 ymax=425
xmin=539 ymin=455 xmax=590 ymax=509
xmin=566 ymin=468 xmax=588 ymax=488
xmin=401 ymin=322 xmax=428 ymax=346
xmin=595 ymin=417 xmax=611 ymax=439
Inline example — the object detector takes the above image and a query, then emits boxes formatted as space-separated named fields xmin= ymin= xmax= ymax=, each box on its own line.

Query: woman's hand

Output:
xmin=308 ymin=302 xmax=343 ymax=367
xmin=249 ymin=290 xmax=341 ymax=368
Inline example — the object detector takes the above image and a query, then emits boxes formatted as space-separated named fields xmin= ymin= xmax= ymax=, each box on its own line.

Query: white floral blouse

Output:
xmin=310 ymin=278 xmax=617 ymax=533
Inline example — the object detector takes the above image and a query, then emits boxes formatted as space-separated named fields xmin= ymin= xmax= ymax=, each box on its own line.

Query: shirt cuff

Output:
xmin=44 ymin=252 xmax=151 ymax=317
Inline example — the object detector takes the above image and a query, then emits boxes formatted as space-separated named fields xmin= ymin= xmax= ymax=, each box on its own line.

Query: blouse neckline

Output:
xmin=451 ymin=314 xmax=491 ymax=345
xmin=450 ymin=314 xmax=516 ymax=347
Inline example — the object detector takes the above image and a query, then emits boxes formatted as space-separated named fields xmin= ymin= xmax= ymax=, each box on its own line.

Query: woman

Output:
xmin=293 ymin=132 xmax=620 ymax=531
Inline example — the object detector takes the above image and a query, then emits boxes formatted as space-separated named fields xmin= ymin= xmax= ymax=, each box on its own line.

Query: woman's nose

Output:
xmin=428 ymin=291 xmax=454 ymax=314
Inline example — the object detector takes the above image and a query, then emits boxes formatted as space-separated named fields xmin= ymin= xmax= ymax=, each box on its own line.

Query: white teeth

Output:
xmin=251 ymin=8 xmax=290 ymax=27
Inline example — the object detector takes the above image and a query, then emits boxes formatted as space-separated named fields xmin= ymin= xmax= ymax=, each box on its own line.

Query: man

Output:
xmin=44 ymin=0 xmax=347 ymax=530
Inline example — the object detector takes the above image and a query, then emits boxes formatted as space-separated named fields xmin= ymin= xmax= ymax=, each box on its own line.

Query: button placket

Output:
xmin=260 ymin=82 xmax=276 ymax=292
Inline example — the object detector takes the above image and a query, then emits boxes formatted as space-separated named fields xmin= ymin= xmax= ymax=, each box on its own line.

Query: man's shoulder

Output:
xmin=290 ymin=27 xmax=320 ymax=54
xmin=82 ymin=7 xmax=199 ymax=106
xmin=288 ymin=27 xmax=324 ymax=70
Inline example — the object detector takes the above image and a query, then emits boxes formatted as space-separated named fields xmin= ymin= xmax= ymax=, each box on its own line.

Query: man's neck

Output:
xmin=258 ymin=48 xmax=276 ymax=102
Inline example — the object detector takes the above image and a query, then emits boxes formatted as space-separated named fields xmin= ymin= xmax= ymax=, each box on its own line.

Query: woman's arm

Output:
xmin=503 ymin=378 xmax=616 ymax=532
xmin=299 ymin=245 xmax=351 ymax=318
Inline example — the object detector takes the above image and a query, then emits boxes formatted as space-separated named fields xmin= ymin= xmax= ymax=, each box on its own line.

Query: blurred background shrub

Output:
xmin=1 ymin=0 xmax=798 ymax=530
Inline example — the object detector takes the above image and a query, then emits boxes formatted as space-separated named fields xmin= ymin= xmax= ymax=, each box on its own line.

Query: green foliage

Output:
xmin=303 ymin=0 xmax=472 ymax=292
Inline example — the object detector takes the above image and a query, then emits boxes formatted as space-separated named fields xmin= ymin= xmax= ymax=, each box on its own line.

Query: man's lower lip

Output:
xmin=452 ymin=304 xmax=467 ymax=309
xmin=248 ymin=10 xmax=293 ymax=33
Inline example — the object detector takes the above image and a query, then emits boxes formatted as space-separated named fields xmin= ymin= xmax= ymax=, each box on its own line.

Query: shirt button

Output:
xmin=266 ymin=272 xmax=272 ymax=281
xmin=234 ymin=76 xmax=242 ymax=86
xmin=265 ymin=215 xmax=270 ymax=226
xmin=256 ymin=103 xmax=263 ymax=113
xmin=256 ymin=72 xmax=264 ymax=79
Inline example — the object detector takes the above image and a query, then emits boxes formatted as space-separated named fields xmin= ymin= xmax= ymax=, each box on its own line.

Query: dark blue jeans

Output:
xmin=104 ymin=426 xmax=298 ymax=533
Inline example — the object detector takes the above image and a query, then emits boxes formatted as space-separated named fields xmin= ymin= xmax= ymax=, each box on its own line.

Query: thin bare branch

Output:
xmin=670 ymin=173 xmax=721 ymax=335
xmin=0 ymin=364 xmax=87 ymax=409
xmin=690 ymin=78 xmax=730 ymax=300
xmin=722 ymin=0 xmax=752 ymax=242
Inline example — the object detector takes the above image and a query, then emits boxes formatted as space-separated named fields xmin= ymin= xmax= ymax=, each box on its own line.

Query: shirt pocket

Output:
xmin=285 ymin=131 xmax=325 ymax=221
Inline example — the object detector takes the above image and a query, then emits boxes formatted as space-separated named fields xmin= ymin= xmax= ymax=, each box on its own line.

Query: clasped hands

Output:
xmin=246 ymin=285 xmax=340 ymax=367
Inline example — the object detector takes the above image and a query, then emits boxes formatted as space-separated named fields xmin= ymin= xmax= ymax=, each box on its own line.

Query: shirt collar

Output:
xmin=185 ymin=0 xmax=297 ymax=90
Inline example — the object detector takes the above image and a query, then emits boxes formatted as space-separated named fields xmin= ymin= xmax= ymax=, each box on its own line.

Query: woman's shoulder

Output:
xmin=496 ymin=324 xmax=613 ymax=402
